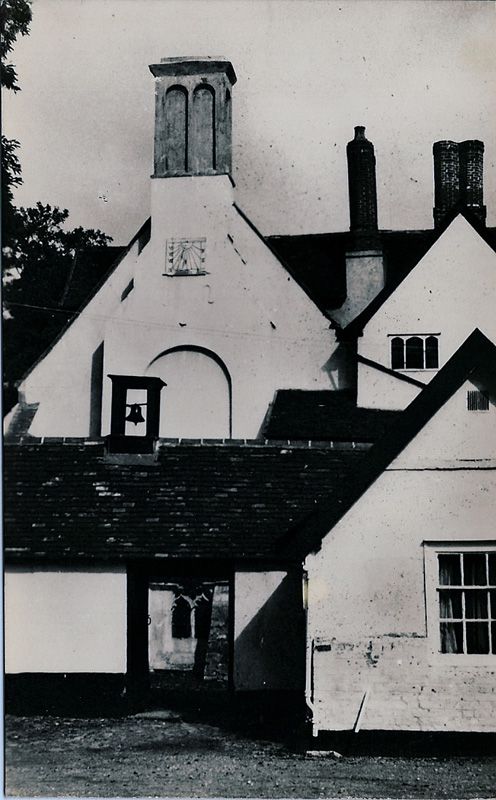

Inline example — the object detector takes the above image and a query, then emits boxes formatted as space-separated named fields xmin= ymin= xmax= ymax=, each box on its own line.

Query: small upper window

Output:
xmin=165 ymin=238 xmax=206 ymax=276
xmin=390 ymin=334 xmax=439 ymax=371
xmin=437 ymin=552 xmax=496 ymax=654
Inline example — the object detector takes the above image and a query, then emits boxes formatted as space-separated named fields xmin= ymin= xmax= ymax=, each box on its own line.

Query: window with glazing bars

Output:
xmin=437 ymin=552 xmax=496 ymax=654
xmin=390 ymin=335 xmax=439 ymax=370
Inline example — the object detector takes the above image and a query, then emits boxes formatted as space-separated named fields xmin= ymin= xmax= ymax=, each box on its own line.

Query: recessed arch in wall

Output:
xmin=147 ymin=345 xmax=232 ymax=438
xmin=165 ymin=85 xmax=188 ymax=172
xmin=191 ymin=83 xmax=215 ymax=172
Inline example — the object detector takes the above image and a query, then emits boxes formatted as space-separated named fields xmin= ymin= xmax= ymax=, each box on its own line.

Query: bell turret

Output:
xmin=149 ymin=57 xmax=237 ymax=178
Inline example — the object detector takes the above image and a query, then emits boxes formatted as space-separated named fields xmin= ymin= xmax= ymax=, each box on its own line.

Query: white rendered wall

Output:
xmin=148 ymin=587 xmax=175 ymax=670
xmin=395 ymin=379 xmax=496 ymax=467
xmin=148 ymin=587 xmax=197 ymax=669
xmin=21 ymin=238 xmax=141 ymax=437
xmin=357 ymin=216 xmax=496 ymax=409
xmin=147 ymin=351 xmax=230 ymax=438
xmin=5 ymin=567 xmax=127 ymax=673
xmin=306 ymin=385 xmax=496 ymax=732
xmin=100 ymin=176 xmax=333 ymax=439
xmin=234 ymin=571 xmax=305 ymax=690
xmin=18 ymin=175 xmax=334 ymax=440
xmin=306 ymin=469 xmax=496 ymax=733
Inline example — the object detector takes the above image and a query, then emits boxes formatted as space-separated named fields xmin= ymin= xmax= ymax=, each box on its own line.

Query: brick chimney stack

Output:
xmin=346 ymin=125 xmax=380 ymax=249
xmin=331 ymin=127 xmax=384 ymax=326
xmin=459 ymin=140 xmax=486 ymax=224
xmin=433 ymin=139 xmax=486 ymax=228
xmin=433 ymin=141 xmax=460 ymax=228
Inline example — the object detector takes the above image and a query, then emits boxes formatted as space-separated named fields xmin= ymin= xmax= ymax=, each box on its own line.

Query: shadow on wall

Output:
xmin=322 ymin=340 xmax=357 ymax=392
xmin=234 ymin=571 xmax=305 ymax=691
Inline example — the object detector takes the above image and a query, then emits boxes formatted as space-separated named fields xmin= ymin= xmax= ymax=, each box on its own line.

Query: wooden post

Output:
xmin=126 ymin=566 xmax=149 ymax=704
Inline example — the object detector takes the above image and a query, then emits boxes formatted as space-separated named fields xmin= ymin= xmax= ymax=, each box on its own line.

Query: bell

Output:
xmin=125 ymin=403 xmax=145 ymax=425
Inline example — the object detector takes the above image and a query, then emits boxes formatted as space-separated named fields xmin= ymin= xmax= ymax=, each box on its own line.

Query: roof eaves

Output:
xmin=281 ymin=328 xmax=496 ymax=557
xmin=17 ymin=217 xmax=151 ymax=386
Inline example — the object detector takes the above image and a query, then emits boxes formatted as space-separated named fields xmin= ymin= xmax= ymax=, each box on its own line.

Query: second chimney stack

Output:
xmin=433 ymin=139 xmax=486 ymax=228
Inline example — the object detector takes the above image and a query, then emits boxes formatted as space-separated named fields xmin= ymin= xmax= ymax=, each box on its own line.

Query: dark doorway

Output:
xmin=148 ymin=578 xmax=230 ymax=690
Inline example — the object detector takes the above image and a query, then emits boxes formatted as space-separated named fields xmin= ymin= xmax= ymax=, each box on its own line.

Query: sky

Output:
xmin=3 ymin=0 xmax=496 ymax=244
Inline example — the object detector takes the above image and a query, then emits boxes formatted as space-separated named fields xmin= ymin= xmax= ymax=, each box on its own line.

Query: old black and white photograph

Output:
xmin=2 ymin=0 xmax=496 ymax=797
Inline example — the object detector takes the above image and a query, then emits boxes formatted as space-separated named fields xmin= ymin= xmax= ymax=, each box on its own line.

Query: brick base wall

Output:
xmin=312 ymin=636 xmax=496 ymax=733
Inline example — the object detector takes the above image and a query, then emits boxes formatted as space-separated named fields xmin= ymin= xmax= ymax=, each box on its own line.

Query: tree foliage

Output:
xmin=1 ymin=0 xmax=31 ymax=233
xmin=0 ymin=0 xmax=32 ymax=91
xmin=4 ymin=203 xmax=112 ymax=300
xmin=2 ymin=0 xmax=113 ymax=413
xmin=3 ymin=203 xmax=112 ymax=406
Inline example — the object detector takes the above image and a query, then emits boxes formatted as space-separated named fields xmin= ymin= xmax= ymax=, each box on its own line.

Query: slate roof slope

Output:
xmin=60 ymin=218 xmax=152 ymax=314
xmin=13 ymin=209 xmax=496 ymax=387
xmin=264 ymin=390 xmax=400 ymax=442
xmin=267 ymin=229 xmax=437 ymax=313
xmin=60 ymin=246 xmax=126 ymax=311
xmin=3 ymin=440 xmax=365 ymax=563
xmin=334 ymin=213 xmax=496 ymax=339
xmin=17 ymin=218 xmax=152 ymax=385
xmin=281 ymin=328 xmax=496 ymax=559
xmin=269 ymin=219 xmax=496 ymax=318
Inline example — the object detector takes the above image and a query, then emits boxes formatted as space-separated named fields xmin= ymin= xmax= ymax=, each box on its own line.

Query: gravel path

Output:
xmin=5 ymin=714 xmax=496 ymax=798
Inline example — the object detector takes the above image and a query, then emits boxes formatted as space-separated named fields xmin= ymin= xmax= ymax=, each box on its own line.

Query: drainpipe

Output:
xmin=302 ymin=569 xmax=316 ymax=734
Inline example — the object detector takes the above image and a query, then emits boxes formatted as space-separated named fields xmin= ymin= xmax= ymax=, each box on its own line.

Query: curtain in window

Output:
xmin=489 ymin=555 xmax=496 ymax=585
xmin=463 ymin=553 xmax=486 ymax=585
xmin=439 ymin=553 xmax=461 ymax=585
xmin=466 ymin=621 xmax=489 ymax=653
xmin=438 ymin=553 xmax=491 ymax=654
xmin=439 ymin=555 xmax=462 ymax=653
xmin=465 ymin=561 xmax=489 ymax=652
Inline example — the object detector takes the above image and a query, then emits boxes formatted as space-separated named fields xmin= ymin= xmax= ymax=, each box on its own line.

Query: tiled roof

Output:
xmin=17 ymin=218 xmax=152 ymax=386
xmin=60 ymin=246 xmax=126 ymax=311
xmin=269 ymin=220 xmax=496 ymax=317
xmin=267 ymin=229 xmax=437 ymax=312
xmin=282 ymin=328 xmax=496 ymax=558
xmin=335 ymin=212 xmax=496 ymax=338
xmin=11 ymin=212 xmax=496 ymax=389
xmin=3 ymin=439 xmax=366 ymax=563
xmin=263 ymin=390 xmax=401 ymax=442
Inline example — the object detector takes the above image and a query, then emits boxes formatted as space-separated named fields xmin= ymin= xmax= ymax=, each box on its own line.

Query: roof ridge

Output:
xmin=5 ymin=436 xmax=372 ymax=451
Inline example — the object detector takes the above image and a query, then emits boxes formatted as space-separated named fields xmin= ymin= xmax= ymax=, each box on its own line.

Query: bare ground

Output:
xmin=5 ymin=714 xmax=496 ymax=799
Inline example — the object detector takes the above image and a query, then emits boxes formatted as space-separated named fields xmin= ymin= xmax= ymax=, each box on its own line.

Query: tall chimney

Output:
xmin=433 ymin=139 xmax=486 ymax=228
xmin=149 ymin=57 xmax=237 ymax=178
xmin=346 ymin=125 xmax=379 ymax=249
xmin=433 ymin=140 xmax=459 ymax=228
xmin=459 ymin=139 xmax=486 ymax=225
xmin=331 ymin=126 xmax=384 ymax=327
